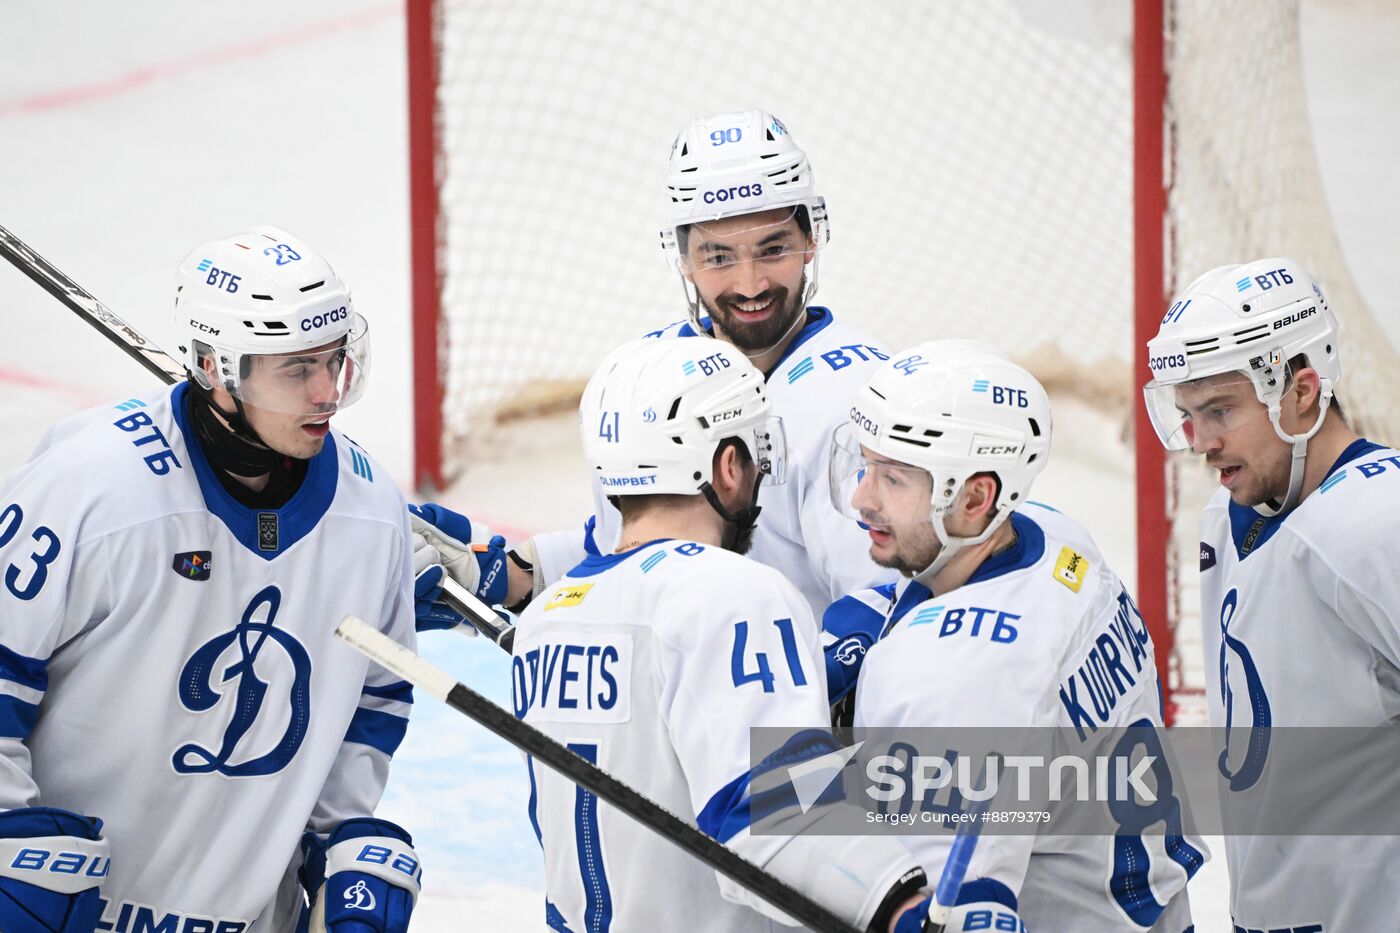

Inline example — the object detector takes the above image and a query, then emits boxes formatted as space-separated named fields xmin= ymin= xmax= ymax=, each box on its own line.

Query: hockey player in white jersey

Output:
xmin=513 ymin=335 xmax=1034 ymax=933
xmin=834 ymin=341 xmax=1203 ymax=931
xmin=1144 ymin=257 xmax=1400 ymax=931
xmin=0 ymin=229 xmax=421 ymax=933
xmin=412 ymin=110 xmax=896 ymax=634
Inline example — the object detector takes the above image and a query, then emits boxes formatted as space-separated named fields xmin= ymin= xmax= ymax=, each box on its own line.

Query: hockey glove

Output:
xmin=0 ymin=806 xmax=108 ymax=933
xmin=892 ymin=894 xmax=1026 ymax=933
xmin=299 ymin=818 xmax=421 ymax=933
xmin=408 ymin=503 xmax=511 ymax=631
xmin=822 ymin=585 xmax=896 ymax=706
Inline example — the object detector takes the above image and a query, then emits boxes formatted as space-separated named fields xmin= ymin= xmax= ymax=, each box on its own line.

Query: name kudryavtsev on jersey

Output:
xmin=855 ymin=504 xmax=1205 ymax=932
xmin=530 ymin=308 xmax=897 ymax=615
xmin=0 ymin=383 xmax=416 ymax=931
xmin=1200 ymin=439 xmax=1400 ymax=932
xmin=512 ymin=539 xmax=916 ymax=932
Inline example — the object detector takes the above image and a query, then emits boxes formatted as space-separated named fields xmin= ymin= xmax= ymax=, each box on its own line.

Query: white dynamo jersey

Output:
xmin=0 ymin=383 xmax=416 ymax=931
xmin=855 ymin=505 xmax=1204 ymax=932
xmin=513 ymin=539 xmax=917 ymax=932
xmin=532 ymin=307 xmax=898 ymax=616
xmin=1197 ymin=439 xmax=1400 ymax=932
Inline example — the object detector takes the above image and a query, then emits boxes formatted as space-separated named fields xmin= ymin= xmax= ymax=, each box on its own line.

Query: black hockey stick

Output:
xmin=336 ymin=615 xmax=864 ymax=933
xmin=0 ymin=222 xmax=511 ymax=645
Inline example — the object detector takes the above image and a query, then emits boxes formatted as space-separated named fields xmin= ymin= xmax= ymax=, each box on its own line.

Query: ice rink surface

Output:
xmin=2 ymin=1 xmax=1398 ymax=928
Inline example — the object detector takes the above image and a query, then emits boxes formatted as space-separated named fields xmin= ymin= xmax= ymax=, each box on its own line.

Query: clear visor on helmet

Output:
xmin=827 ymin=423 xmax=936 ymax=529
xmin=207 ymin=313 xmax=371 ymax=416
xmin=1143 ymin=368 xmax=1274 ymax=451
xmin=744 ymin=414 xmax=790 ymax=486
xmin=676 ymin=206 xmax=821 ymax=279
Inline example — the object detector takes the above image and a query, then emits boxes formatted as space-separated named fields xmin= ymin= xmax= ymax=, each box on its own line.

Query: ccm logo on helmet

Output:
xmin=850 ymin=406 xmax=880 ymax=436
xmin=189 ymin=319 xmax=220 ymax=336
xmin=301 ymin=306 xmax=348 ymax=332
xmin=1149 ymin=353 xmax=1186 ymax=372
xmin=702 ymin=183 xmax=763 ymax=204
xmin=1272 ymin=305 xmax=1316 ymax=331
xmin=710 ymin=407 xmax=744 ymax=424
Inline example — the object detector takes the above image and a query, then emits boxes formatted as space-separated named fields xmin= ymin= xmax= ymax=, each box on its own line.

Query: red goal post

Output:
xmin=406 ymin=0 xmax=1398 ymax=723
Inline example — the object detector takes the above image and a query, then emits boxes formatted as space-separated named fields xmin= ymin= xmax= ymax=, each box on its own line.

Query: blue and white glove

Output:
xmin=408 ymin=502 xmax=511 ymax=632
xmin=299 ymin=818 xmax=421 ymax=933
xmin=0 ymin=807 xmax=108 ymax=933
xmin=822 ymin=585 xmax=896 ymax=706
xmin=893 ymin=894 xmax=1027 ymax=932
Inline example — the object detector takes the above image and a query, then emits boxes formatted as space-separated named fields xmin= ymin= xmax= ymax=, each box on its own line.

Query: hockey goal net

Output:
xmin=407 ymin=0 xmax=1400 ymax=723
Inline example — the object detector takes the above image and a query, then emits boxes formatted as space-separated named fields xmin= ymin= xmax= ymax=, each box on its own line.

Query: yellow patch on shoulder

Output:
xmin=544 ymin=583 xmax=594 ymax=611
xmin=1052 ymin=545 xmax=1089 ymax=593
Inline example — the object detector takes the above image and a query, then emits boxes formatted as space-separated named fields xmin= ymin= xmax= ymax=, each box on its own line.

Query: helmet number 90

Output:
xmin=263 ymin=244 xmax=302 ymax=266
xmin=709 ymin=127 xmax=742 ymax=147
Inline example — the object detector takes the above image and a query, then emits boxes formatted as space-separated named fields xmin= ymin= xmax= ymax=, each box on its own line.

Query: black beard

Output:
xmin=704 ymin=284 xmax=807 ymax=354
xmin=721 ymin=515 xmax=757 ymax=555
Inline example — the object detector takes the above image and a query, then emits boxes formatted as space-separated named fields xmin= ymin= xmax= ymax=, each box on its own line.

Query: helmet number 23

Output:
xmin=263 ymin=244 xmax=302 ymax=266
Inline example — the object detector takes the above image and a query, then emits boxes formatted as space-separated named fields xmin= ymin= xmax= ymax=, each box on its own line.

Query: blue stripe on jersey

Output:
xmin=0 ymin=695 xmax=40 ymax=739
xmin=169 ymin=382 xmax=340 ymax=561
xmin=1226 ymin=438 xmax=1386 ymax=560
xmin=697 ymin=729 xmax=843 ymax=842
xmin=964 ymin=511 xmax=1046 ymax=586
xmin=765 ymin=307 xmax=835 ymax=376
xmin=525 ymin=755 xmax=544 ymax=845
xmin=343 ymin=707 xmax=409 ymax=756
xmin=361 ymin=680 xmax=414 ymax=704
xmin=568 ymin=540 xmax=674 ymax=578
xmin=884 ymin=579 xmax=935 ymax=638
xmin=0 ymin=644 xmax=47 ymax=692
xmin=568 ymin=742 xmax=613 ymax=933
xmin=658 ymin=308 xmax=837 ymax=379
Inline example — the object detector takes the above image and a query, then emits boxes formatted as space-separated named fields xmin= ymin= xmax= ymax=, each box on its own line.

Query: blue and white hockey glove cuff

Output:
xmin=408 ymin=503 xmax=511 ymax=607
xmin=892 ymin=895 xmax=1026 ymax=933
xmin=0 ymin=807 xmax=108 ymax=933
xmin=302 ymin=818 xmax=421 ymax=933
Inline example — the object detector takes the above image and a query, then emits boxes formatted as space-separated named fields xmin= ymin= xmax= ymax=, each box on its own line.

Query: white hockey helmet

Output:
xmin=659 ymin=111 xmax=829 ymax=331
xmin=579 ymin=337 xmax=787 ymax=497
xmin=174 ymin=226 xmax=370 ymax=415
xmin=829 ymin=340 xmax=1052 ymax=576
xmin=1143 ymin=257 xmax=1340 ymax=513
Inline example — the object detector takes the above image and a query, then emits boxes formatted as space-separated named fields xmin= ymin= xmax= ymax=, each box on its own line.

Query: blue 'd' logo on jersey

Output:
xmin=173 ymin=585 xmax=312 ymax=776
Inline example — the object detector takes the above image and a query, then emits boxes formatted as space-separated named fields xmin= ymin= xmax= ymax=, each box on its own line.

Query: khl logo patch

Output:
xmin=172 ymin=550 xmax=212 ymax=581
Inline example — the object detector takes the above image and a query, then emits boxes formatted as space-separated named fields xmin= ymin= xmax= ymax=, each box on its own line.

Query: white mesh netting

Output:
xmin=426 ymin=0 xmax=1400 ymax=713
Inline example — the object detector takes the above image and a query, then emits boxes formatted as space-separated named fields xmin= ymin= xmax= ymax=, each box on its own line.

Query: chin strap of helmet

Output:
xmin=912 ymin=479 xmax=1012 ymax=590
xmin=186 ymin=377 xmax=284 ymax=477
xmin=701 ymin=472 xmax=764 ymax=554
xmin=1254 ymin=392 xmax=1333 ymax=517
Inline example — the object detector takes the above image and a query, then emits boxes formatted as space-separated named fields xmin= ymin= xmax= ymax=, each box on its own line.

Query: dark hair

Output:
xmin=612 ymin=436 xmax=754 ymax=520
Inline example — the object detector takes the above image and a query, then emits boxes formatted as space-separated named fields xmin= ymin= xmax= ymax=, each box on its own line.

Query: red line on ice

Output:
xmin=0 ymin=366 xmax=106 ymax=406
xmin=0 ymin=4 xmax=397 ymax=118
